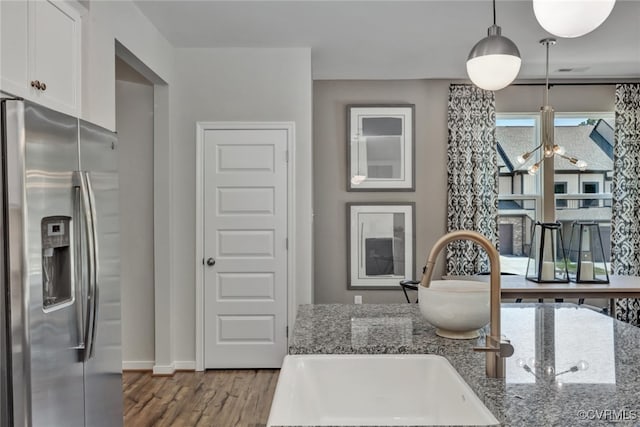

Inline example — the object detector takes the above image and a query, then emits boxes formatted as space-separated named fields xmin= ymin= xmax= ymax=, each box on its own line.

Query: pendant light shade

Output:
xmin=466 ymin=1 xmax=521 ymax=91
xmin=533 ymin=0 xmax=616 ymax=38
xmin=467 ymin=25 xmax=522 ymax=91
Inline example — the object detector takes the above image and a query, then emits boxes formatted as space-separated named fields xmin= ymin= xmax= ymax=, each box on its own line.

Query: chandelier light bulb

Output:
xmin=517 ymin=151 xmax=532 ymax=165
xmin=576 ymin=160 xmax=588 ymax=171
xmin=544 ymin=145 xmax=554 ymax=157
xmin=533 ymin=0 xmax=616 ymax=38
xmin=528 ymin=163 xmax=540 ymax=175
xmin=553 ymin=144 xmax=566 ymax=155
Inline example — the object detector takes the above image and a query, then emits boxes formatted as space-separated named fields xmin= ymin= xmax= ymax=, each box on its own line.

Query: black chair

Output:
xmin=399 ymin=279 xmax=420 ymax=303
xmin=399 ymin=266 xmax=425 ymax=303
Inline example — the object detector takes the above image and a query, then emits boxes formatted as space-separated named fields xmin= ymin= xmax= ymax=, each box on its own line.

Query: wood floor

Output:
xmin=123 ymin=369 xmax=279 ymax=427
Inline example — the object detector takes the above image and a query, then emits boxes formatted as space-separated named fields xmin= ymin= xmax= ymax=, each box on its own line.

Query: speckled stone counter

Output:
xmin=288 ymin=303 xmax=640 ymax=426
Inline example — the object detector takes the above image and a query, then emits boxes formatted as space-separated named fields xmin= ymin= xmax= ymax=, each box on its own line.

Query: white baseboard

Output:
xmin=152 ymin=363 xmax=175 ymax=375
xmin=174 ymin=361 xmax=196 ymax=371
xmin=122 ymin=360 xmax=154 ymax=371
xmin=127 ymin=361 xmax=195 ymax=375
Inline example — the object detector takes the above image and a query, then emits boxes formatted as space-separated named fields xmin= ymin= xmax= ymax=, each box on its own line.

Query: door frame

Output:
xmin=194 ymin=121 xmax=296 ymax=371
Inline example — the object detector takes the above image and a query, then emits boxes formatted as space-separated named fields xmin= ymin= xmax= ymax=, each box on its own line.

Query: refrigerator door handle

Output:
xmin=71 ymin=177 xmax=85 ymax=351
xmin=84 ymin=171 xmax=99 ymax=359
xmin=2 ymin=97 xmax=32 ymax=427
xmin=77 ymin=171 xmax=96 ymax=361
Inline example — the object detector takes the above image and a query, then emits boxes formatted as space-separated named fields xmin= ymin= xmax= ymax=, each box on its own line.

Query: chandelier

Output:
xmin=516 ymin=38 xmax=587 ymax=175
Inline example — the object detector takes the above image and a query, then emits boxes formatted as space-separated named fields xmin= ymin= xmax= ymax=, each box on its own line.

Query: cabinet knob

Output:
xmin=30 ymin=80 xmax=46 ymax=91
xmin=206 ymin=257 xmax=216 ymax=267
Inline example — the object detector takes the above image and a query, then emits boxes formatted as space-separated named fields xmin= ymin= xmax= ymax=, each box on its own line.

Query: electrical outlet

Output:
xmin=354 ymin=295 xmax=363 ymax=304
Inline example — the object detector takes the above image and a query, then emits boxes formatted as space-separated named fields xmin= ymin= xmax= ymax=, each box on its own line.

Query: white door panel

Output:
xmin=217 ymin=273 xmax=275 ymax=300
xmin=217 ymin=229 xmax=276 ymax=257
xmin=217 ymin=187 xmax=276 ymax=215
xmin=203 ymin=129 xmax=288 ymax=368
xmin=217 ymin=315 xmax=275 ymax=342
xmin=216 ymin=144 xmax=276 ymax=172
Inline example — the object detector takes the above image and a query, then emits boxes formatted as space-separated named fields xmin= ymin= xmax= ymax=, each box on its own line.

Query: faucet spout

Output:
xmin=419 ymin=230 xmax=512 ymax=378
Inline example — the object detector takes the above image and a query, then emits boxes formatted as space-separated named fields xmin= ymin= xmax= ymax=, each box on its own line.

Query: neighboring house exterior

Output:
xmin=496 ymin=121 xmax=613 ymax=261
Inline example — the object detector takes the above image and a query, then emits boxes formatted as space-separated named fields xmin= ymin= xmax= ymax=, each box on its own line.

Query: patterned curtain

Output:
xmin=446 ymin=84 xmax=499 ymax=275
xmin=611 ymin=83 xmax=640 ymax=326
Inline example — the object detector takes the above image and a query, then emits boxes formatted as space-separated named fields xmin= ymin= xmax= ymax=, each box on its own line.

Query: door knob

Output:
xmin=206 ymin=257 xmax=216 ymax=266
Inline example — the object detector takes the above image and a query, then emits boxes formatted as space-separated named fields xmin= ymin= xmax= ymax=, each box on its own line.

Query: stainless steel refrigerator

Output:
xmin=1 ymin=98 xmax=123 ymax=427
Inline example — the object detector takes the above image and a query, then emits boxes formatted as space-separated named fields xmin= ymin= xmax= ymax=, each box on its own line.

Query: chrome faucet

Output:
xmin=419 ymin=230 xmax=514 ymax=378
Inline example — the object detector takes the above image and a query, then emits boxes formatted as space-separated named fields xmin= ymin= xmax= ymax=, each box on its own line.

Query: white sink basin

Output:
xmin=267 ymin=354 xmax=499 ymax=426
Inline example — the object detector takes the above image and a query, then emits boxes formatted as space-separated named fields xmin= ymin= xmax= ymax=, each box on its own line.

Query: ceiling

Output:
xmin=134 ymin=0 xmax=640 ymax=81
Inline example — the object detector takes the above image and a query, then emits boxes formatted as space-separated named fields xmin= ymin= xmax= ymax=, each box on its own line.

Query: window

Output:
xmin=496 ymin=115 xmax=541 ymax=273
xmin=582 ymin=182 xmax=599 ymax=208
xmin=496 ymin=112 xmax=614 ymax=275
xmin=555 ymin=182 xmax=567 ymax=208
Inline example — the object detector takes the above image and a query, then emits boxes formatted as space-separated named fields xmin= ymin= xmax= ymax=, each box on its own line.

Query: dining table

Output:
xmin=445 ymin=274 xmax=640 ymax=317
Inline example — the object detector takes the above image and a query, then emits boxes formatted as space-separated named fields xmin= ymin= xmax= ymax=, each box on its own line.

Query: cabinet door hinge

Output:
xmin=285 ymin=237 xmax=288 ymax=250
xmin=286 ymin=326 xmax=289 ymax=338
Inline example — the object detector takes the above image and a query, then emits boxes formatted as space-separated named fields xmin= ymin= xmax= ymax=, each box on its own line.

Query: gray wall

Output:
xmin=116 ymin=58 xmax=155 ymax=366
xmin=313 ymin=80 xmax=450 ymax=304
xmin=313 ymin=81 xmax=616 ymax=305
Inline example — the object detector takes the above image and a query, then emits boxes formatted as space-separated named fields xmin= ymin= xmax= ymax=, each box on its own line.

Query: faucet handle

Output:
xmin=473 ymin=335 xmax=514 ymax=358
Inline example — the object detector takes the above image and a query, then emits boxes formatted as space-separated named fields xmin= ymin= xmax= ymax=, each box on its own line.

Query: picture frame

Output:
xmin=347 ymin=104 xmax=415 ymax=191
xmin=347 ymin=202 xmax=416 ymax=289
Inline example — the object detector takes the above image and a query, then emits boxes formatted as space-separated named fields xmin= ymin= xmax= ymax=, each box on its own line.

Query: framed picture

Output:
xmin=347 ymin=104 xmax=415 ymax=191
xmin=347 ymin=202 xmax=415 ymax=289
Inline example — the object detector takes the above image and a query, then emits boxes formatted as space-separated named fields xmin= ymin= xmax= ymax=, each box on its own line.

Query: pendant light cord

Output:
xmin=493 ymin=0 xmax=496 ymax=25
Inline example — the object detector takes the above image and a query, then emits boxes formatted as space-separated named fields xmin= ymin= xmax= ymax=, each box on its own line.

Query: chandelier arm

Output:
xmin=517 ymin=143 xmax=545 ymax=165
xmin=557 ymin=153 xmax=577 ymax=164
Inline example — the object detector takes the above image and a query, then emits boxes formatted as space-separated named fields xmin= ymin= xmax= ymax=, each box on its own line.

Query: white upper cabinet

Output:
xmin=29 ymin=0 xmax=82 ymax=115
xmin=1 ymin=1 xmax=29 ymax=97
xmin=1 ymin=0 xmax=82 ymax=117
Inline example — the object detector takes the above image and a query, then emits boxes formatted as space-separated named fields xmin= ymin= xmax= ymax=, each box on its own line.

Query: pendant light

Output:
xmin=533 ymin=0 xmax=616 ymax=38
xmin=516 ymin=38 xmax=587 ymax=175
xmin=466 ymin=0 xmax=521 ymax=91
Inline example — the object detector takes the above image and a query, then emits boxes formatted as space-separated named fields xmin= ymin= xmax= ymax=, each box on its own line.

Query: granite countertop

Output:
xmin=288 ymin=303 xmax=640 ymax=426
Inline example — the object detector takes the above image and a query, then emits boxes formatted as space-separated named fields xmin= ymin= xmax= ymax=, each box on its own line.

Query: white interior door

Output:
xmin=203 ymin=128 xmax=288 ymax=368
